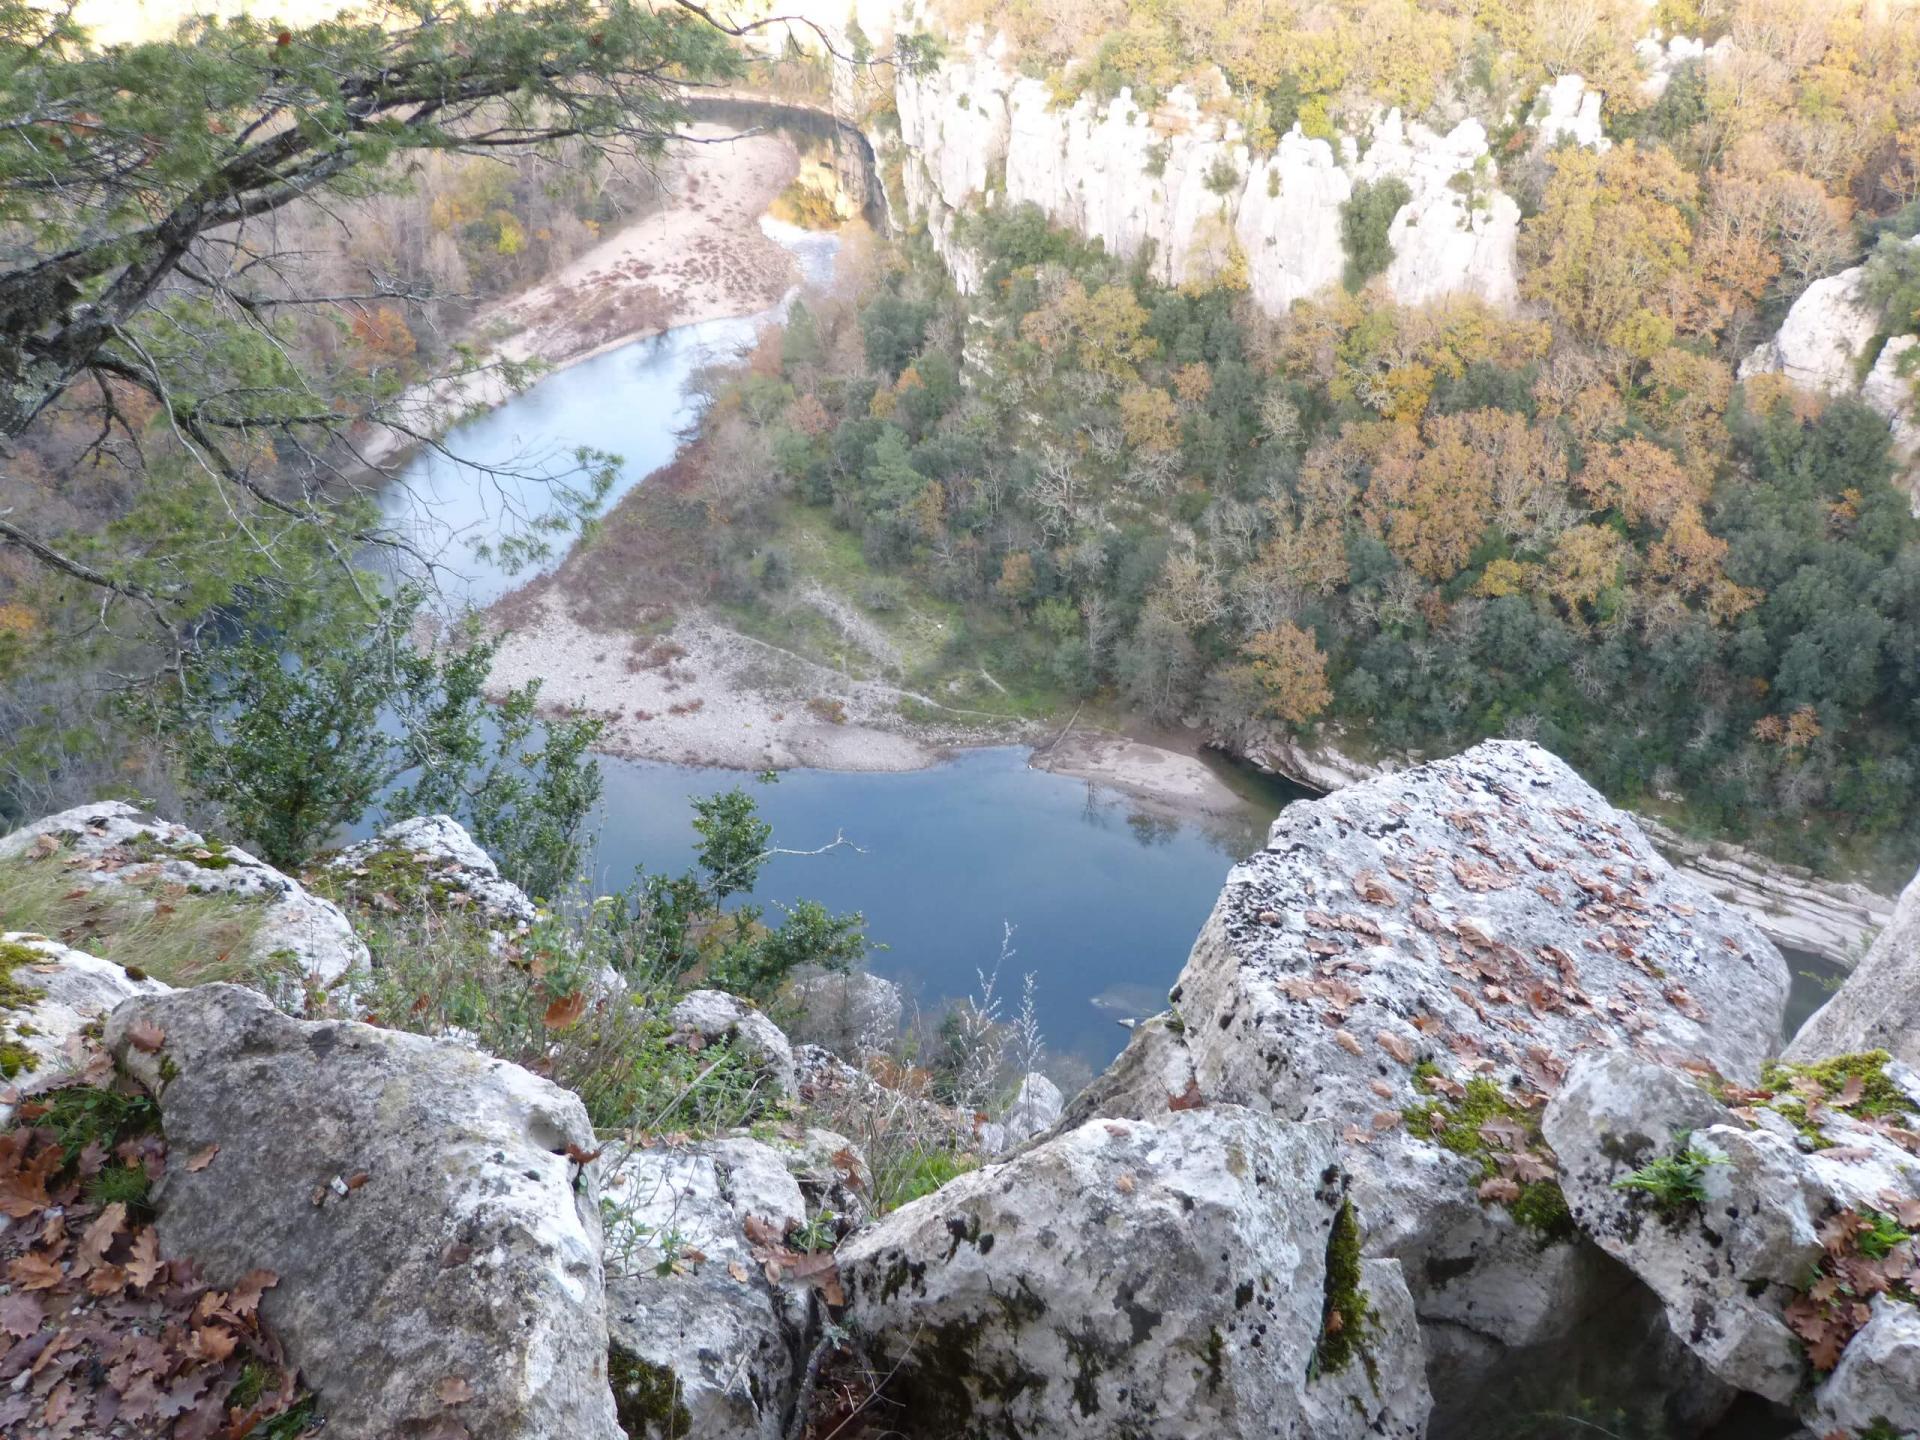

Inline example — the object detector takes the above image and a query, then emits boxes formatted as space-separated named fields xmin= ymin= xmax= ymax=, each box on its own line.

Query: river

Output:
xmin=377 ymin=220 xmax=1293 ymax=1074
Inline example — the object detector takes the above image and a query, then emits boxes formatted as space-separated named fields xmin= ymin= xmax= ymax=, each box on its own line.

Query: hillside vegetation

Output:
xmin=648 ymin=0 xmax=1920 ymax=881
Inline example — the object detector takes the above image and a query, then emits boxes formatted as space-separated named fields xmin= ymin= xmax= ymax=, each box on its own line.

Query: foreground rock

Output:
xmin=1117 ymin=740 xmax=1786 ymax=1430
xmin=107 ymin=983 xmax=621 ymax=1440
xmin=0 ymin=801 xmax=366 ymax=998
xmin=599 ymin=1128 xmax=870 ymax=1438
xmin=1546 ymin=1047 xmax=1920 ymax=1434
xmin=837 ymin=1107 xmax=1431 ymax=1438
xmin=1787 ymin=864 xmax=1920 ymax=1067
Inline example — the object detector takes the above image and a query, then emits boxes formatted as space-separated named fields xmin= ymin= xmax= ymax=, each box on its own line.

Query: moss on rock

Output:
xmin=608 ymin=1343 xmax=692 ymax=1439
xmin=1313 ymin=1198 xmax=1374 ymax=1377
xmin=1403 ymin=1073 xmax=1573 ymax=1240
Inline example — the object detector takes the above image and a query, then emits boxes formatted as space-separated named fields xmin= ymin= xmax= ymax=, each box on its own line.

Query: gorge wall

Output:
xmin=888 ymin=31 xmax=1525 ymax=311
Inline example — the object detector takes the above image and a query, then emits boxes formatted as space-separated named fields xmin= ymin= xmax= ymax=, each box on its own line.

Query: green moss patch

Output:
xmin=1313 ymin=1198 xmax=1376 ymax=1377
xmin=306 ymin=846 xmax=462 ymax=912
xmin=609 ymin=1344 xmax=692 ymax=1438
xmin=0 ymin=939 xmax=49 ymax=1079
xmin=1752 ymin=1051 xmax=1916 ymax=1149
xmin=1403 ymin=1072 xmax=1572 ymax=1239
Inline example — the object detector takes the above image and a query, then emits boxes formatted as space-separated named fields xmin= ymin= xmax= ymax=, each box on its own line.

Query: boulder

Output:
xmin=0 ymin=802 xmax=366 ymax=999
xmin=1788 ymin=863 xmax=1920 ymax=1067
xmin=997 ymin=1070 xmax=1063 ymax=1149
xmin=601 ymin=1138 xmax=816 ymax=1439
xmin=1040 ymin=1011 xmax=1197 ymax=1139
xmin=780 ymin=965 xmax=903 ymax=1059
xmin=672 ymin=989 xmax=798 ymax=1098
xmin=323 ymin=815 xmax=538 ymax=927
xmin=1159 ymin=739 xmax=1786 ymax=1429
xmin=1546 ymin=1047 xmax=1920 ymax=1428
xmin=105 ymin=983 xmax=621 ymax=1440
xmin=1812 ymin=1298 xmax=1920 ymax=1440
xmin=0 ymin=933 xmax=170 ymax=1106
xmin=836 ymin=1106 xmax=1431 ymax=1439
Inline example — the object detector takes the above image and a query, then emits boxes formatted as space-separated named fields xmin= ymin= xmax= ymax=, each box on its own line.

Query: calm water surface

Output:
xmin=374 ymin=219 xmax=1291 ymax=1072
xmin=590 ymin=748 xmax=1288 ymax=1073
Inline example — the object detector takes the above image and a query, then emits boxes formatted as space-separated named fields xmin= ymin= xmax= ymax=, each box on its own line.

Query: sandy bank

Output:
xmin=360 ymin=125 xmax=805 ymax=467
xmin=1035 ymin=731 xmax=1249 ymax=818
xmin=486 ymin=593 xmax=1261 ymax=823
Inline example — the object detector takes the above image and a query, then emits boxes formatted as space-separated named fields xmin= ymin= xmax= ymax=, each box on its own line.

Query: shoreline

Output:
xmin=486 ymin=592 xmax=1256 ymax=823
xmin=358 ymin=124 xmax=812 ymax=470
xmin=353 ymin=120 xmax=1274 ymax=829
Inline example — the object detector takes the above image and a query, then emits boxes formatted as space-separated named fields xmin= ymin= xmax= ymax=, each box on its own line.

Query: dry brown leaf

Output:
xmin=1167 ymin=1077 xmax=1206 ymax=1112
xmin=125 ymin=1018 xmax=166 ymax=1054
xmin=1477 ymin=1176 xmax=1522 ymax=1204
xmin=542 ymin=992 xmax=587 ymax=1030
xmin=8 ymin=1251 xmax=63 ymax=1290
xmin=1377 ymin=1031 xmax=1416 ymax=1065
xmin=1334 ymin=1029 xmax=1363 ymax=1057
xmin=184 ymin=1144 xmax=219 ymax=1172
xmin=1115 ymin=1172 xmax=1136 ymax=1194
xmin=437 ymin=1376 xmax=475 ymax=1406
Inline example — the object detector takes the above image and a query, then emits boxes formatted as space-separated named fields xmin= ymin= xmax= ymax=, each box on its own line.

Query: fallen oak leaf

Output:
xmin=1476 ymin=1176 xmax=1522 ymax=1205
xmin=542 ymin=992 xmax=587 ymax=1030
xmin=124 ymin=1227 xmax=162 ymax=1289
xmin=436 ymin=1376 xmax=475 ymax=1407
xmin=184 ymin=1144 xmax=219 ymax=1173
xmin=125 ymin=1019 xmax=166 ymax=1054
xmin=7 ymin=1251 xmax=62 ymax=1290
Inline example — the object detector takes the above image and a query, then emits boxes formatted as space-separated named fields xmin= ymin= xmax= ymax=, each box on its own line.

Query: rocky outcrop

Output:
xmin=837 ymin=1107 xmax=1431 ymax=1438
xmin=601 ymin=1139 xmax=812 ymax=1439
xmin=997 ymin=1070 xmax=1063 ymax=1148
xmin=780 ymin=965 xmax=904 ymax=1060
xmin=1740 ymin=240 xmax=1920 ymax=493
xmin=889 ymin=32 xmax=1534 ymax=316
xmin=1787 ymin=863 xmax=1920 ymax=1067
xmin=673 ymin=988 xmax=800 ymax=1098
xmin=1116 ymin=739 xmax=1785 ymax=1431
xmin=106 ymin=982 xmax=621 ymax=1440
xmin=0 ymin=801 xmax=366 ymax=998
xmin=1637 ymin=815 xmax=1895 ymax=969
xmin=599 ymin=1126 xmax=871 ymax=1437
xmin=322 ymin=814 xmax=537 ymax=926
xmin=1222 ymin=729 xmax=1894 ymax=966
xmin=1545 ymin=1047 xmax=1920 ymax=1434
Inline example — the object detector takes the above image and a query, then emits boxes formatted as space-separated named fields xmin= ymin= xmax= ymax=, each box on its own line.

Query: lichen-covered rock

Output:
xmin=1161 ymin=739 xmax=1786 ymax=1426
xmin=997 ymin=1070 xmax=1063 ymax=1149
xmin=780 ymin=965 xmax=903 ymax=1060
xmin=672 ymin=989 xmax=798 ymax=1097
xmin=889 ymin=32 xmax=1524 ymax=317
xmin=836 ymin=1107 xmax=1431 ymax=1439
xmin=323 ymin=814 xmax=537 ymax=926
xmin=1543 ymin=1051 xmax=1816 ymax=1402
xmin=105 ymin=983 xmax=620 ymax=1440
xmin=0 ymin=802 xmax=366 ymax=998
xmin=601 ymin=1139 xmax=813 ymax=1439
xmin=1546 ymin=1046 xmax=1920 ymax=1425
xmin=0 ymin=933 xmax=170 ymax=1112
xmin=1789 ymin=862 xmax=1920 ymax=1067
xmin=1812 ymin=1298 xmax=1920 ymax=1440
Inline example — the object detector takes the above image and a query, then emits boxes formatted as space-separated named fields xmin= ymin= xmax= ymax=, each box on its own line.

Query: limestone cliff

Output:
xmin=886 ymin=30 xmax=1539 ymax=313
xmin=1740 ymin=237 xmax=1920 ymax=499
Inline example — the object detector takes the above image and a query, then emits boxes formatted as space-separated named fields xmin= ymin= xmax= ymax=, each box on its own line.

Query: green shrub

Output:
xmin=1341 ymin=177 xmax=1412 ymax=291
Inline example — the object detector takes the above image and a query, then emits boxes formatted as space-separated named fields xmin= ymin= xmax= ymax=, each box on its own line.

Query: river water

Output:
xmin=376 ymin=220 xmax=1291 ymax=1073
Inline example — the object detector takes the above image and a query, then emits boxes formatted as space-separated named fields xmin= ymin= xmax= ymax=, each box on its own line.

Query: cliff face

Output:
xmin=1739 ymin=237 xmax=1920 ymax=501
xmin=889 ymin=31 xmax=1528 ymax=313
